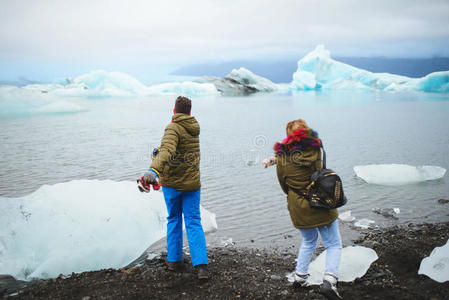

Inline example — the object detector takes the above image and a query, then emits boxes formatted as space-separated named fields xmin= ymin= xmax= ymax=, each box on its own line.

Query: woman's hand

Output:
xmin=262 ymin=156 xmax=277 ymax=168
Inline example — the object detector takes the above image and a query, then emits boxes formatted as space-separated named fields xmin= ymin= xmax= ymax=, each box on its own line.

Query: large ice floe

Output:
xmin=419 ymin=239 xmax=449 ymax=282
xmin=291 ymin=45 xmax=449 ymax=92
xmin=354 ymin=164 xmax=446 ymax=185
xmin=0 ymin=180 xmax=217 ymax=280
xmin=286 ymin=246 xmax=378 ymax=285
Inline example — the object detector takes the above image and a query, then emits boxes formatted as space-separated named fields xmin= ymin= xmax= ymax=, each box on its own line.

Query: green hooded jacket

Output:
xmin=150 ymin=113 xmax=201 ymax=191
xmin=276 ymin=148 xmax=338 ymax=229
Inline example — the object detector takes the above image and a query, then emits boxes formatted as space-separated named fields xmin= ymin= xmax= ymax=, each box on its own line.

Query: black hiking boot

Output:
xmin=319 ymin=273 xmax=342 ymax=300
xmin=196 ymin=264 xmax=209 ymax=280
xmin=167 ymin=261 xmax=184 ymax=272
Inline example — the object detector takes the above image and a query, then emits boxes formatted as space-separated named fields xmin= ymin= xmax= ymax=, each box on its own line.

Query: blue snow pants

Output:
xmin=162 ymin=186 xmax=208 ymax=266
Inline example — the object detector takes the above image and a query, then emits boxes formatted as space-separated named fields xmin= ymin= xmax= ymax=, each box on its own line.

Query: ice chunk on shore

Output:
xmin=309 ymin=246 xmax=378 ymax=284
xmin=0 ymin=180 xmax=217 ymax=280
xmin=354 ymin=164 xmax=446 ymax=185
xmin=419 ymin=239 xmax=449 ymax=282
xmin=290 ymin=45 xmax=449 ymax=92
xmin=226 ymin=68 xmax=279 ymax=92
xmin=354 ymin=219 xmax=376 ymax=229
xmin=339 ymin=211 xmax=355 ymax=222
xmin=372 ymin=207 xmax=400 ymax=219
xmin=287 ymin=246 xmax=378 ymax=285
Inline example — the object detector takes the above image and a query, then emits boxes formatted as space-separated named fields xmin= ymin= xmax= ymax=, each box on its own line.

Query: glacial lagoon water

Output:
xmin=1 ymin=90 xmax=449 ymax=254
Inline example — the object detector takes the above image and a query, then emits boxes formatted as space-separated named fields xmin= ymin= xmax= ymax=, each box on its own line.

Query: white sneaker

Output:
xmin=320 ymin=272 xmax=342 ymax=299
xmin=293 ymin=271 xmax=309 ymax=286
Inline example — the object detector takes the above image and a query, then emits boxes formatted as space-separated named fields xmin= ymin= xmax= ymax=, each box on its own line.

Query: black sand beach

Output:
xmin=2 ymin=222 xmax=449 ymax=299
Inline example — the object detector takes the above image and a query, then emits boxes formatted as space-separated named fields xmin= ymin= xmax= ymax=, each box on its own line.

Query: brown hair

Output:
xmin=286 ymin=119 xmax=308 ymax=135
xmin=174 ymin=96 xmax=192 ymax=114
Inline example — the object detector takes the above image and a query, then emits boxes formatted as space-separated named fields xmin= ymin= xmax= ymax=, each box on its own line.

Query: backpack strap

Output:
xmin=320 ymin=142 xmax=327 ymax=170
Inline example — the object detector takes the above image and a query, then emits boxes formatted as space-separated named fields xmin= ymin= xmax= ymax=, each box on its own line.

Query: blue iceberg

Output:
xmin=291 ymin=45 xmax=449 ymax=93
xmin=0 ymin=70 xmax=219 ymax=115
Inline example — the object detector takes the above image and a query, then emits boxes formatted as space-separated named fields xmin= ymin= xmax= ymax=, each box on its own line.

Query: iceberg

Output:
xmin=193 ymin=68 xmax=286 ymax=96
xmin=1 ymin=70 xmax=219 ymax=103
xmin=354 ymin=164 xmax=446 ymax=185
xmin=0 ymin=86 xmax=87 ymax=116
xmin=291 ymin=45 xmax=449 ymax=92
xmin=64 ymin=70 xmax=219 ymax=97
xmin=291 ymin=70 xmax=318 ymax=90
xmin=286 ymin=246 xmax=378 ymax=285
xmin=74 ymin=70 xmax=147 ymax=96
xmin=194 ymin=76 xmax=260 ymax=96
xmin=22 ymin=71 xmax=144 ymax=98
xmin=419 ymin=239 xmax=449 ymax=282
xmin=0 ymin=180 xmax=217 ymax=280
xmin=226 ymin=68 xmax=279 ymax=92
xmin=0 ymin=71 xmax=221 ymax=115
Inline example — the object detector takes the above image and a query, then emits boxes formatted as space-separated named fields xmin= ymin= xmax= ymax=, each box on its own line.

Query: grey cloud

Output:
xmin=0 ymin=0 xmax=448 ymax=64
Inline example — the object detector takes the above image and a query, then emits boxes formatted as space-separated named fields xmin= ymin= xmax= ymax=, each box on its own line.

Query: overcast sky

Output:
xmin=1 ymin=0 xmax=449 ymax=82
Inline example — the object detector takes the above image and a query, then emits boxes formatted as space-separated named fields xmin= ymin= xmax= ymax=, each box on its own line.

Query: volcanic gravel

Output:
xmin=2 ymin=222 xmax=449 ymax=299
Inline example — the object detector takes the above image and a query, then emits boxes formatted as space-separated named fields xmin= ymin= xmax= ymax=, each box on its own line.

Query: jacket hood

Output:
xmin=274 ymin=128 xmax=321 ymax=155
xmin=172 ymin=113 xmax=200 ymax=136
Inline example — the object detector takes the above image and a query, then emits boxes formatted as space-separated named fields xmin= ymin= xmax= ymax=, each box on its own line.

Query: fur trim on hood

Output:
xmin=274 ymin=128 xmax=321 ymax=155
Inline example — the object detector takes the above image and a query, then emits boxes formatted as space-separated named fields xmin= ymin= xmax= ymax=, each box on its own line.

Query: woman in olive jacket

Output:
xmin=270 ymin=119 xmax=342 ymax=299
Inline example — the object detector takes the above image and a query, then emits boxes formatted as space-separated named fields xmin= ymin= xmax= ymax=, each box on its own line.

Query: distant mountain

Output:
xmin=171 ymin=57 xmax=449 ymax=83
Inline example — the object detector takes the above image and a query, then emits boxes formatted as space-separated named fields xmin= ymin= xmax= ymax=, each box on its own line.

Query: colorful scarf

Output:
xmin=274 ymin=128 xmax=322 ymax=155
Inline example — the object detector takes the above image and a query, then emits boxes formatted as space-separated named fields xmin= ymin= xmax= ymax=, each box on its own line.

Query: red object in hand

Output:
xmin=152 ymin=181 xmax=161 ymax=190
xmin=137 ymin=176 xmax=161 ymax=193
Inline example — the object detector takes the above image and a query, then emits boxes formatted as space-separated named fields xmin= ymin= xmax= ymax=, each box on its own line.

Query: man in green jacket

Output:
xmin=143 ymin=96 xmax=208 ymax=279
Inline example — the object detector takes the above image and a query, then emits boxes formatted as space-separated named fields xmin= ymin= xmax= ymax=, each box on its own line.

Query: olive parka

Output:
xmin=276 ymin=148 xmax=338 ymax=229
xmin=150 ymin=113 xmax=201 ymax=191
